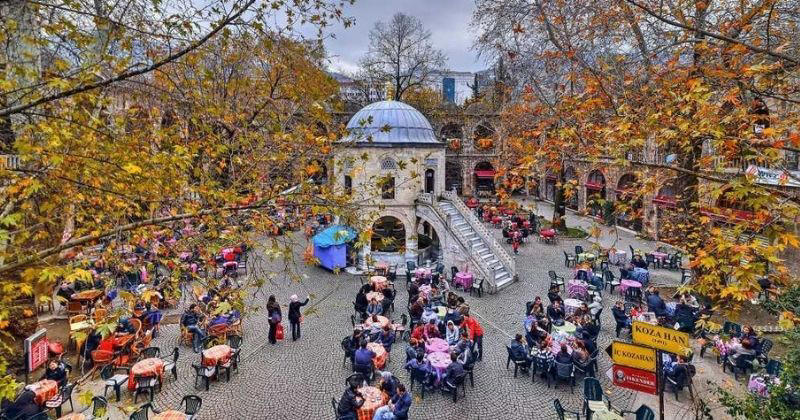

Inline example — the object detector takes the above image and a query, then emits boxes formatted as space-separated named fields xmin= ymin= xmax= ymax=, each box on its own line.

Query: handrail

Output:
xmin=415 ymin=193 xmax=496 ymax=290
xmin=441 ymin=191 xmax=515 ymax=278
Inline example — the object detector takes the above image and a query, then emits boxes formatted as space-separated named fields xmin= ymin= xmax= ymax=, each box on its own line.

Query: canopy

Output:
xmin=475 ymin=170 xmax=496 ymax=178
xmin=312 ymin=225 xmax=357 ymax=248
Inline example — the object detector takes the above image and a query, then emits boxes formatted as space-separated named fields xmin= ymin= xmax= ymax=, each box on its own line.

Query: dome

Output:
xmin=341 ymin=100 xmax=442 ymax=147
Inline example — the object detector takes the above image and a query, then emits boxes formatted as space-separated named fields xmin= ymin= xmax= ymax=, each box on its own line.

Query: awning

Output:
xmin=475 ymin=170 xmax=496 ymax=178
xmin=653 ymin=196 xmax=677 ymax=207
xmin=545 ymin=174 xmax=557 ymax=181
xmin=585 ymin=182 xmax=605 ymax=190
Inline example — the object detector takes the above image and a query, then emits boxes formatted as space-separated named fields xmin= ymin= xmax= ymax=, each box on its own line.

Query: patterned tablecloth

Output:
xmin=367 ymin=342 xmax=387 ymax=369
xmin=202 ymin=345 xmax=233 ymax=367
xmin=356 ymin=386 xmax=387 ymax=420
xmin=577 ymin=253 xmax=596 ymax=263
xmin=369 ymin=276 xmax=388 ymax=291
xmin=609 ymin=250 xmax=627 ymax=265
xmin=427 ymin=351 xmax=452 ymax=384
xmin=568 ymin=280 xmax=589 ymax=299
xmin=425 ymin=338 xmax=450 ymax=354
xmin=152 ymin=410 xmax=188 ymax=420
xmin=552 ymin=321 xmax=577 ymax=335
xmin=564 ymin=299 xmax=583 ymax=317
xmin=415 ymin=268 xmax=431 ymax=279
xmin=618 ymin=280 xmax=642 ymax=295
xmin=28 ymin=380 xmax=58 ymax=405
xmin=362 ymin=315 xmax=390 ymax=330
xmin=129 ymin=357 xmax=165 ymax=391
xmin=631 ymin=267 xmax=650 ymax=284
xmin=366 ymin=291 xmax=384 ymax=303
xmin=540 ymin=228 xmax=556 ymax=238
xmin=454 ymin=272 xmax=473 ymax=290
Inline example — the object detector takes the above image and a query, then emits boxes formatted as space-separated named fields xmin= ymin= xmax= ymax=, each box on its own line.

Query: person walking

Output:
xmin=288 ymin=294 xmax=310 ymax=341
xmin=267 ymin=295 xmax=282 ymax=344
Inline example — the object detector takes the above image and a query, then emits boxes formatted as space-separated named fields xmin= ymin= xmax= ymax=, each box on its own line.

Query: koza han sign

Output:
xmin=632 ymin=321 xmax=690 ymax=355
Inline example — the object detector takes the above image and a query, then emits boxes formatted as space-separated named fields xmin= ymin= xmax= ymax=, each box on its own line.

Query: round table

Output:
xmin=540 ymin=228 xmax=556 ymax=238
xmin=151 ymin=410 xmax=189 ymax=420
xmin=366 ymin=291 xmax=384 ymax=303
xmin=568 ymin=280 xmax=589 ymax=299
xmin=363 ymin=315 xmax=390 ymax=330
xmin=454 ymin=272 xmax=474 ymax=290
xmin=563 ymin=299 xmax=583 ymax=316
xmin=609 ymin=250 xmax=627 ymax=265
xmin=356 ymin=386 xmax=387 ymax=420
xmin=367 ymin=342 xmax=387 ymax=369
xmin=370 ymin=276 xmax=388 ymax=291
xmin=427 ymin=351 xmax=452 ymax=384
xmin=202 ymin=345 xmax=233 ymax=367
xmin=425 ymin=337 xmax=450 ymax=354
xmin=552 ymin=321 xmax=577 ymax=335
xmin=27 ymin=380 xmax=58 ymax=405
xmin=577 ymin=252 xmax=596 ymax=263
xmin=129 ymin=357 xmax=165 ymax=391
xmin=415 ymin=268 xmax=431 ymax=279
xmin=550 ymin=338 xmax=574 ymax=355
xmin=618 ymin=279 xmax=642 ymax=294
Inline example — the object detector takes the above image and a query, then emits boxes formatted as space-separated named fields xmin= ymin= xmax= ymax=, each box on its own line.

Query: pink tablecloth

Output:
xmin=418 ymin=285 xmax=431 ymax=298
xmin=415 ymin=268 xmax=431 ymax=279
xmin=366 ymin=291 xmax=384 ymax=303
xmin=568 ymin=280 xmax=588 ymax=299
xmin=540 ymin=229 xmax=556 ymax=238
xmin=564 ymin=298 xmax=583 ymax=317
xmin=651 ymin=252 xmax=668 ymax=263
xmin=618 ymin=279 xmax=642 ymax=294
xmin=454 ymin=272 xmax=473 ymax=289
xmin=425 ymin=338 xmax=450 ymax=354
xmin=427 ymin=351 xmax=452 ymax=384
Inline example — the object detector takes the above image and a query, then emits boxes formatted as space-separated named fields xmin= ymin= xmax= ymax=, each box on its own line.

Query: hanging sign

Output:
xmin=632 ymin=321 xmax=690 ymax=355
xmin=611 ymin=341 xmax=657 ymax=372
xmin=612 ymin=364 xmax=658 ymax=395
xmin=25 ymin=329 xmax=49 ymax=373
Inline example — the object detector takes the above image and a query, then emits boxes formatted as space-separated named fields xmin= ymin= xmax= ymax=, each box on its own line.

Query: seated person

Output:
xmin=56 ymin=281 xmax=76 ymax=304
xmin=373 ymin=384 xmax=412 ymax=420
xmin=408 ymin=283 xmax=420 ymax=304
xmin=646 ymin=290 xmax=667 ymax=318
xmin=547 ymin=286 xmax=563 ymax=304
xmin=421 ymin=306 xmax=438 ymax=325
xmin=532 ymin=340 xmax=555 ymax=375
xmin=571 ymin=303 xmax=590 ymax=320
xmin=346 ymin=330 xmax=362 ymax=364
xmin=509 ymin=334 xmax=533 ymax=371
xmin=378 ymin=325 xmax=396 ymax=352
xmin=355 ymin=289 xmax=369 ymax=316
xmin=588 ymin=296 xmax=603 ymax=317
xmin=555 ymin=343 xmax=573 ymax=365
xmin=537 ymin=316 xmax=552 ymax=333
xmin=571 ymin=341 xmax=590 ymax=364
xmin=446 ymin=292 xmax=459 ymax=309
xmin=576 ymin=316 xmax=600 ymax=341
xmin=40 ymin=359 xmax=68 ymax=388
xmin=443 ymin=308 xmax=463 ymax=328
xmin=336 ymin=382 xmax=364 ymax=420
xmin=366 ymin=298 xmax=383 ymax=317
xmin=180 ymin=304 xmax=207 ymax=353
xmin=1 ymin=390 xmax=41 ymax=419
xmin=547 ymin=301 xmax=565 ymax=322
xmin=530 ymin=300 xmax=545 ymax=318
xmin=408 ymin=299 xmax=424 ymax=321
xmin=452 ymin=330 xmax=471 ymax=357
xmin=526 ymin=322 xmax=547 ymax=348
xmin=405 ymin=338 xmax=423 ymax=362
xmin=444 ymin=321 xmax=460 ymax=346
xmin=378 ymin=371 xmax=399 ymax=399
xmin=353 ymin=341 xmax=375 ymax=367
xmin=631 ymin=255 xmax=648 ymax=269
xmin=673 ymin=299 xmax=698 ymax=333
xmin=422 ymin=319 xmax=441 ymax=340
xmin=666 ymin=355 xmax=690 ymax=389
xmin=729 ymin=337 xmax=756 ymax=363
xmin=612 ymin=301 xmax=631 ymax=328
xmin=443 ymin=352 xmax=465 ymax=383
xmin=380 ymin=288 xmax=395 ymax=313
xmin=410 ymin=323 xmax=426 ymax=342
xmin=429 ymin=286 xmax=443 ymax=304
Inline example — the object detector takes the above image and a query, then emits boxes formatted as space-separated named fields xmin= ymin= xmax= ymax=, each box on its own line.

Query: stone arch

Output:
xmin=474 ymin=161 xmax=496 ymax=195
xmin=584 ymin=169 xmax=607 ymax=218
xmin=473 ymin=122 xmax=496 ymax=151
xmin=371 ymin=215 xmax=406 ymax=252
xmin=440 ymin=122 xmax=464 ymax=140
xmin=445 ymin=160 xmax=463 ymax=194
xmin=415 ymin=212 xmax=447 ymax=264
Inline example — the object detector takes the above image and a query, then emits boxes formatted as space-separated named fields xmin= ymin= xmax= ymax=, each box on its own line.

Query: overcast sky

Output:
xmin=320 ymin=0 xmax=485 ymax=74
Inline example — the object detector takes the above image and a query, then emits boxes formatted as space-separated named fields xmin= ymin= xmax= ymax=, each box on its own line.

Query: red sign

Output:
xmin=612 ymin=364 xmax=658 ymax=395
xmin=25 ymin=329 xmax=49 ymax=372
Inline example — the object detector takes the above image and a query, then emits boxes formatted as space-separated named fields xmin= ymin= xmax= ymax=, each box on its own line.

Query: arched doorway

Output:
xmin=371 ymin=216 xmax=406 ymax=252
xmin=564 ymin=166 xmax=578 ymax=210
xmin=440 ymin=123 xmax=463 ymax=140
xmin=585 ymin=170 xmax=606 ymax=218
xmin=417 ymin=218 xmax=442 ymax=263
xmin=616 ymin=174 xmax=642 ymax=231
xmin=445 ymin=161 xmax=463 ymax=194
xmin=474 ymin=161 xmax=495 ymax=196
xmin=425 ymin=168 xmax=435 ymax=194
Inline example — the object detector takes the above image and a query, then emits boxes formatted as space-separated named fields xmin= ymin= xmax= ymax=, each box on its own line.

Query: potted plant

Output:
xmin=448 ymin=138 xmax=461 ymax=150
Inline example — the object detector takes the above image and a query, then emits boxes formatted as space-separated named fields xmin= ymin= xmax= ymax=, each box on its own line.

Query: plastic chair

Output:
xmin=141 ymin=347 xmax=160 ymax=359
xmin=441 ymin=372 xmax=467 ymax=402
xmin=575 ymin=245 xmax=584 ymax=256
xmin=549 ymin=271 xmax=565 ymax=292
xmin=582 ymin=377 xmax=608 ymax=417
xmin=162 ymin=347 xmax=179 ymax=380
xmin=128 ymin=403 xmax=152 ymax=420
xmin=408 ymin=366 xmax=428 ymax=399
xmin=554 ymin=398 xmax=581 ymax=419
xmin=101 ymin=364 xmax=129 ymax=402
xmin=181 ymin=395 xmax=203 ymax=419
xmin=533 ymin=356 xmax=552 ymax=387
xmin=89 ymin=396 xmax=108 ymax=418
xmin=505 ymin=345 xmax=529 ymax=378
xmin=621 ymin=405 xmax=655 ymax=420
xmin=133 ymin=374 xmax=158 ymax=403
xmin=192 ymin=363 xmax=213 ymax=391
xmin=469 ymin=277 xmax=485 ymax=298
xmin=553 ymin=362 xmax=575 ymax=393
xmin=45 ymin=382 xmax=75 ymax=417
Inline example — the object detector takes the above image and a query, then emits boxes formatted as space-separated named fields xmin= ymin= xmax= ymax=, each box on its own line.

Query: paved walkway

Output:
xmin=63 ymin=200 xmax=742 ymax=419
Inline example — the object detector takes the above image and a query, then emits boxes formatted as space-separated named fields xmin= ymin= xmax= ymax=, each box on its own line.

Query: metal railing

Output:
xmin=440 ymin=190 xmax=516 ymax=279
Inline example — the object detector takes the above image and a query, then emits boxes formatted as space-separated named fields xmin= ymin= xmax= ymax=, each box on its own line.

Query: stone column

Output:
xmin=359 ymin=246 xmax=370 ymax=272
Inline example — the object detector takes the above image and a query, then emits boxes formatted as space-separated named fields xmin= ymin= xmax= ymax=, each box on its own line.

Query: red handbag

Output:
xmin=276 ymin=323 xmax=284 ymax=340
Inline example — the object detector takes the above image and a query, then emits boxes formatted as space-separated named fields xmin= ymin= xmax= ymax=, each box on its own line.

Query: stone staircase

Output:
xmin=438 ymin=191 xmax=516 ymax=292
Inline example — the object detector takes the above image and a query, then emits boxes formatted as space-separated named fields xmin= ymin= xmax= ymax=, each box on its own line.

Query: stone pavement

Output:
xmin=73 ymin=201 xmax=742 ymax=420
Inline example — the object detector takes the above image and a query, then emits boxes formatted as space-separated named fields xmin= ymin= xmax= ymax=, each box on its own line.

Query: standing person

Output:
xmin=267 ymin=295 xmax=282 ymax=345
xmin=288 ymin=294 xmax=310 ymax=341
xmin=511 ymin=230 xmax=520 ymax=254
xmin=462 ymin=314 xmax=484 ymax=361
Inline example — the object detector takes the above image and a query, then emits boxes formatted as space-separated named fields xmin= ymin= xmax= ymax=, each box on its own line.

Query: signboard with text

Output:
xmin=612 ymin=341 xmax=657 ymax=372
xmin=632 ymin=321 xmax=690 ymax=355
xmin=24 ymin=329 xmax=48 ymax=373
xmin=612 ymin=364 xmax=658 ymax=395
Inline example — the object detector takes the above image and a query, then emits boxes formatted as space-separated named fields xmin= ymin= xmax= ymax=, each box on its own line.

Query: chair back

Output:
xmin=141 ymin=346 xmax=160 ymax=359
xmin=766 ymin=360 xmax=782 ymax=376
xmin=181 ymin=395 xmax=203 ymax=415
xmin=136 ymin=375 xmax=155 ymax=389
xmin=228 ymin=335 xmax=243 ymax=350
xmin=635 ymin=405 xmax=656 ymax=420
xmin=759 ymin=338 xmax=773 ymax=356
xmin=346 ymin=373 xmax=365 ymax=388
xmin=69 ymin=314 xmax=88 ymax=324
xmin=99 ymin=364 xmax=115 ymax=380
xmin=93 ymin=308 xmax=107 ymax=322
xmin=553 ymin=399 xmax=567 ymax=420
xmin=129 ymin=404 xmax=151 ymax=420
xmin=604 ymin=270 xmax=615 ymax=283
xmin=555 ymin=361 xmax=573 ymax=379
xmin=505 ymin=345 xmax=515 ymax=361
xmin=91 ymin=396 xmax=108 ymax=416
xmin=592 ymin=308 xmax=603 ymax=326
xmin=583 ymin=377 xmax=603 ymax=401
xmin=60 ymin=382 xmax=75 ymax=400
xmin=168 ymin=347 xmax=180 ymax=363
xmin=575 ymin=245 xmax=584 ymax=255
xmin=400 ymin=313 xmax=408 ymax=327
xmin=331 ymin=397 xmax=338 ymax=416
xmin=723 ymin=321 xmax=742 ymax=336
xmin=410 ymin=366 xmax=428 ymax=385
xmin=625 ymin=287 xmax=642 ymax=302
xmin=548 ymin=271 xmax=558 ymax=281
xmin=406 ymin=261 xmax=416 ymax=272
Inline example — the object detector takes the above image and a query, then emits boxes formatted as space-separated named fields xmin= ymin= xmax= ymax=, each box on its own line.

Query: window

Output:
xmin=344 ymin=175 xmax=352 ymax=195
xmin=380 ymin=157 xmax=396 ymax=170
xmin=381 ymin=176 xmax=395 ymax=199
xmin=786 ymin=151 xmax=799 ymax=171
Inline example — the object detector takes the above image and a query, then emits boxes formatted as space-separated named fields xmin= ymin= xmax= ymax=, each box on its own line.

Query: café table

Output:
xmin=587 ymin=401 xmax=623 ymax=420
xmin=426 ymin=351 xmax=452 ymax=384
xmin=577 ymin=252 xmax=596 ymax=263
xmin=202 ymin=345 xmax=233 ymax=367
xmin=356 ymin=386 xmax=387 ymax=420
xmin=152 ymin=410 xmax=189 ymax=420
xmin=563 ymin=299 xmax=583 ymax=317
xmin=552 ymin=321 xmax=577 ymax=335
xmin=362 ymin=315 xmax=390 ymax=330
xmin=128 ymin=357 xmax=165 ymax=391
xmin=27 ymin=380 xmax=58 ymax=405
xmin=367 ymin=342 xmax=387 ymax=369
xmin=568 ymin=280 xmax=589 ymax=299
xmin=366 ymin=291 xmax=384 ymax=303
xmin=415 ymin=267 xmax=431 ymax=279
xmin=631 ymin=267 xmax=650 ymax=284
xmin=651 ymin=251 xmax=668 ymax=266
xmin=609 ymin=250 xmax=627 ymax=265
xmin=425 ymin=337 xmax=450 ymax=354
xmin=454 ymin=272 xmax=473 ymax=290
xmin=618 ymin=279 xmax=642 ymax=295
xmin=369 ymin=276 xmax=388 ymax=292
xmin=540 ymin=228 xmax=556 ymax=239
xmin=549 ymin=337 xmax=574 ymax=355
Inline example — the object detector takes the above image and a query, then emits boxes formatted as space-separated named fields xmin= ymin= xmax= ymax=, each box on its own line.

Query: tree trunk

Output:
xmin=552 ymin=165 xmax=567 ymax=232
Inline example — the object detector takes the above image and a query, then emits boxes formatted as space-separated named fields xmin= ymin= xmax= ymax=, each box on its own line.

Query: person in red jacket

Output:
xmin=462 ymin=314 xmax=484 ymax=361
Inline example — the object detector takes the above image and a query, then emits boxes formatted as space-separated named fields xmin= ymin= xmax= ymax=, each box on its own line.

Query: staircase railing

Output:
xmin=440 ymin=190 xmax=516 ymax=279
xmin=416 ymin=193 xmax=496 ymax=291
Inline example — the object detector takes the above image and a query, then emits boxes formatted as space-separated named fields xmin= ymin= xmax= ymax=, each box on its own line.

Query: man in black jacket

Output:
xmin=181 ymin=304 xmax=206 ymax=353
xmin=337 ymin=382 xmax=364 ymax=420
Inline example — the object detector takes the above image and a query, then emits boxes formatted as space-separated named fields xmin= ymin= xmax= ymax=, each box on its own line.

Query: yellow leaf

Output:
xmin=123 ymin=163 xmax=142 ymax=174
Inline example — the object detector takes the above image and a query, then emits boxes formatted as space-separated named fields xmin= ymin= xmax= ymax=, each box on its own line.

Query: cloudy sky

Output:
xmin=319 ymin=0 xmax=485 ymax=74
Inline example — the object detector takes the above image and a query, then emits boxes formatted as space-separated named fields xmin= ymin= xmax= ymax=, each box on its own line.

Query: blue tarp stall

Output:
xmin=313 ymin=225 xmax=357 ymax=271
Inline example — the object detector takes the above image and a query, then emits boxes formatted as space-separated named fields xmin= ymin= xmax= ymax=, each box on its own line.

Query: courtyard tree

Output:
xmin=359 ymin=12 xmax=447 ymax=102
xmin=0 ymin=0 xmax=354 ymax=399
xmin=474 ymin=0 xmax=800 ymax=315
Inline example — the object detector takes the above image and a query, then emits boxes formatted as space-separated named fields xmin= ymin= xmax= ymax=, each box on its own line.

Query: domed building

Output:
xmin=335 ymin=101 xmax=446 ymax=267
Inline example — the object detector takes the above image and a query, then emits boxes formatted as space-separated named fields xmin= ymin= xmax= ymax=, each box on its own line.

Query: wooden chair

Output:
xmin=67 ymin=301 xmax=86 ymax=316
xmin=93 ymin=308 xmax=107 ymax=322
xmin=129 ymin=318 xmax=142 ymax=338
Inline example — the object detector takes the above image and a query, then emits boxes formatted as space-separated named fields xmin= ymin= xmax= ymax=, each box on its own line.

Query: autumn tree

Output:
xmin=360 ymin=12 xmax=447 ymax=102
xmin=0 ymin=0 xmax=353 ymax=398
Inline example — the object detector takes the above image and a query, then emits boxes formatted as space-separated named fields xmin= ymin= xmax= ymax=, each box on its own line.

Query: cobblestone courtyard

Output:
xmin=92 ymin=203 xmax=702 ymax=419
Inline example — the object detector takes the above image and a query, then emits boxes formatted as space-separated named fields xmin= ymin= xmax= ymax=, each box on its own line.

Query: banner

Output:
xmin=612 ymin=364 xmax=658 ymax=395
xmin=746 ymin=165 xmax=800 ymax=188
xmin=24 ymin=329 xmax=48 ymax=373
